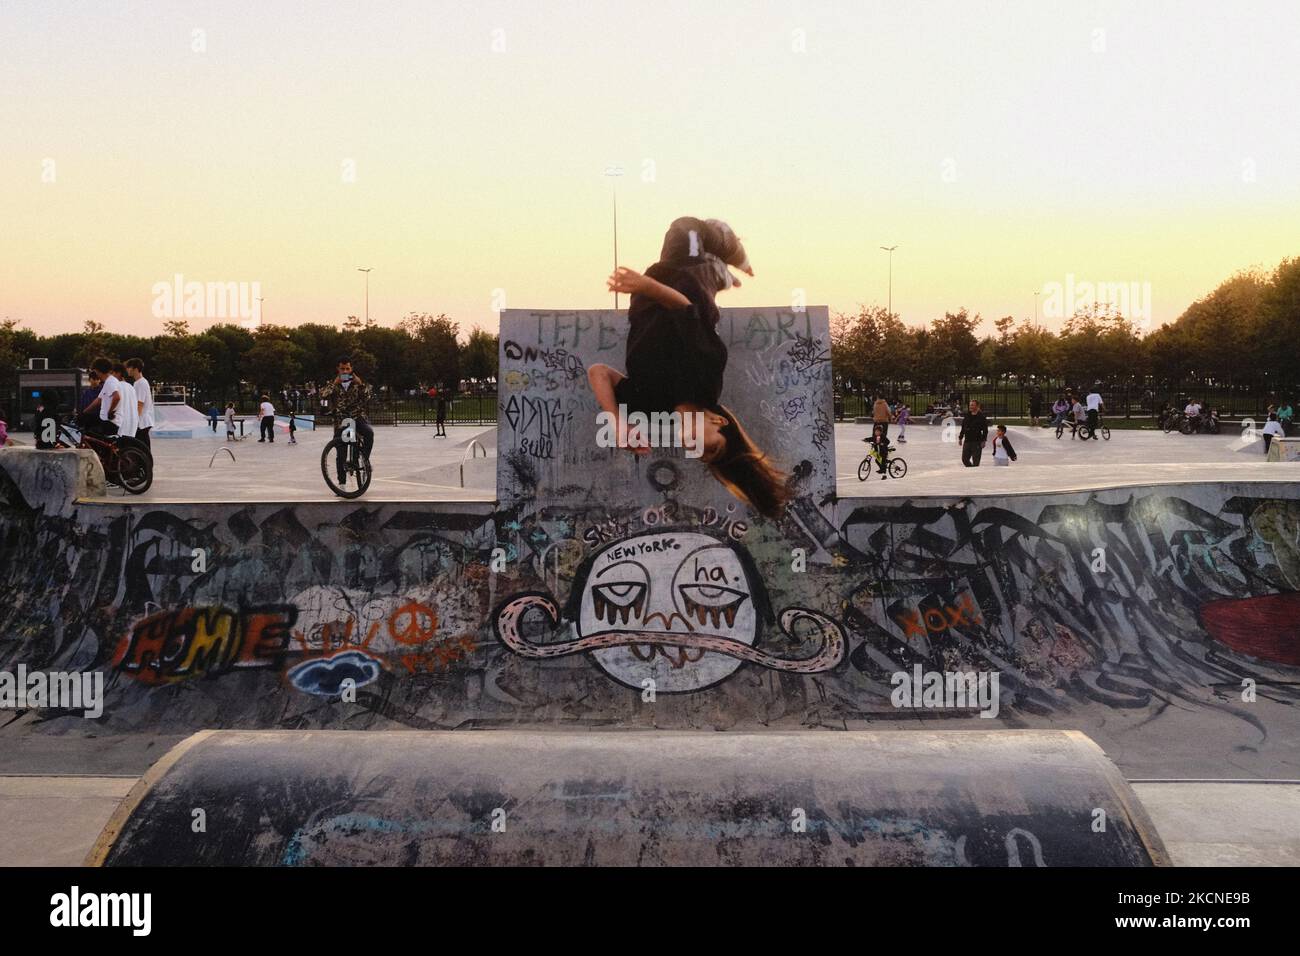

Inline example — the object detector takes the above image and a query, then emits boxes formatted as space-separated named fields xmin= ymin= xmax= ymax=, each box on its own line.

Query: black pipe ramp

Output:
xmin=87 ymin=729 xmax=1169 ymax=866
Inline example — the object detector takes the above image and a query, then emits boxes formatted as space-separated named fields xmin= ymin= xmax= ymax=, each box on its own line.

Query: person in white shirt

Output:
xmin=111 ymin=362 xmax=139 ymax=440
xmin=259 ymin=395 xmax=277 ymax=442
xmin=1085 ymin=387 xmax=1104 ymax=441
xmin=1262 ymin=414 xmax=1285 ymax=455
xmin=1070 ymin=398 xmax=1086 ymax=438
xmin=79 ymin=358 xmax=121 ymax=437
xmin=125 ymin=358 xmax=155 ymax=450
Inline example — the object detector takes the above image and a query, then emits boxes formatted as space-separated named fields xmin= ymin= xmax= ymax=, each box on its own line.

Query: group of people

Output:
xmin=1048 ymin=386 xmax=1106 ymax=439
xmin=74 ymin=357 xmax=156 ymax=449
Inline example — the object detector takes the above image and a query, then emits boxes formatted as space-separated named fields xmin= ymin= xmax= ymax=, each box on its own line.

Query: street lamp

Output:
xmin=880 ymin=246 xmax=898 ymax=318
xmin=256 ymin=297 xmax=265 ymax=327
xmin=604 ymin=165 xmax=624 ymax=309
xmin=357 ymin=268 xmax=372 ymax=325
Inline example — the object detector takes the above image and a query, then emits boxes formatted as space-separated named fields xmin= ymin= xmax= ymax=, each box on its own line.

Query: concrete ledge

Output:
xmin=0 ymin=447 xmax=106 ymax=513
xmin=1267 ymin=437 xmax=1300 ymax=462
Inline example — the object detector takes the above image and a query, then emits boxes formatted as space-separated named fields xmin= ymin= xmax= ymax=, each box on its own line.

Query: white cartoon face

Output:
xmin=579 ymin=531 xmax=759 ymax=691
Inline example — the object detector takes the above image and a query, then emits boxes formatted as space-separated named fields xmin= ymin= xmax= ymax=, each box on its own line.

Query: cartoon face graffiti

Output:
xmin=494 ymin=530 xmax=845 ymax=692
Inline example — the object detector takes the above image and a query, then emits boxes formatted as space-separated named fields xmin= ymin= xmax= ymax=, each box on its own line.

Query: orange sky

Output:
xmin=2 ymin=0 xmax=1297 ymax=338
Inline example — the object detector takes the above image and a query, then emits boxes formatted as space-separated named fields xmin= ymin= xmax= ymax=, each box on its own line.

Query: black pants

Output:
xmin=136 ymin=426 xmax=151 ymax=450
xmin=261 ymin=415 xmax=275 ymax=441
xmin=1264 ymin=434 xmax=1273 ymax=455
xmin=875 ymin=421 xmax=889 ymax=440
xmin=77 ymin=412 xmax=117 ymax=439
xmin=435 ymin=416 xmax=446 ymax=436
xmin=962 ymin=439 xmax=983 ymax=467
xmin=333 ymin=420 xmax=375 ymax=476
xmin=209 ymin=418 xmax=218 ymax=432
xmin=1087 ymin=409 xmax=1099 ymax=437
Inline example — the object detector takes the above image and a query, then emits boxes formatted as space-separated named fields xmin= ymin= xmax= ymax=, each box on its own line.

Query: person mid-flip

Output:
xmin=588 ymin=217 xmax=789 ymax=519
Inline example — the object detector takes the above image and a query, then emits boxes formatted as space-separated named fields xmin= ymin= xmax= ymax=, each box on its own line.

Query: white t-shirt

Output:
xmin=97 ymin=375 xmax=119 ymax=423
xmin=259 ymin=401 xmax=275 ymax=418
xmin=993 ymin=434 xmax=1011 ymax=461
xmin=1086 ymin=392 xmax=1103 ymax=411
xmin=115 ymin=377 xmax=139 ymax=436
xmin=1263 ymin=420 xmax=1285 ymax=437
xmin=134 ymin=376 xmax=155 ymax=429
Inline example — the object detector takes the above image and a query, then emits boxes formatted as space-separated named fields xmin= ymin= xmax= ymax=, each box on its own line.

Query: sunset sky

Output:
xmin=2 ymin=0 xmax=1297 ymax=338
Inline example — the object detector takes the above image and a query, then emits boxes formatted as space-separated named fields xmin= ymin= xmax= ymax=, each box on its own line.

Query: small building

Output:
xmin=16 ymin=364 xmax=89 ymax=430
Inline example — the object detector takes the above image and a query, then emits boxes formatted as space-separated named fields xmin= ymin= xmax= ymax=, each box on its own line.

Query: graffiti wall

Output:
xmin=495 ymin=307 xmax=836 ymax=512
xmin=2 ymin=451 xmax=1298 ymax=776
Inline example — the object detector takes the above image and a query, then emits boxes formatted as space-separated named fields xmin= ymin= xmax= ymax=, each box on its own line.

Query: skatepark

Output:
xmin=1 ymin=404 xmax=1298 ymax=866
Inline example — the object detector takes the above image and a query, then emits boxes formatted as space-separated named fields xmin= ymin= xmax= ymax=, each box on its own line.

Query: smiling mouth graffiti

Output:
xmin=493 ymin=593 xmax=846 ymax=675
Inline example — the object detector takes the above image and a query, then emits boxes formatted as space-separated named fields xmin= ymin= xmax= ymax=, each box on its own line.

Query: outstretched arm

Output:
xmin=607 ymin=267 xmax=690 ymax=310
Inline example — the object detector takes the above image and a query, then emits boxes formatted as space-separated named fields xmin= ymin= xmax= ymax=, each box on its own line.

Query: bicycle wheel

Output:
xmin=1055 ymin=425 xmax=1064 ymax=439
xmin=1077 ymin=425 xmax=1093 ymax=441
xmin=1163 ymin=416 xmax=1180 ymax=434
xmin=857 ymin=457 xmax=872 ymax=482
xmin=888 ymin=458 xmax=908 ymax=479
xmin=1101 ymin=426 xmax=1111 ymax=440
xmin=116 ymin=447 xmax=153 ymax=494
xmin=1180 ymin=420 xmax=1195 ymax=435
xmin=321 ymin=439 xmax=372 ymax=498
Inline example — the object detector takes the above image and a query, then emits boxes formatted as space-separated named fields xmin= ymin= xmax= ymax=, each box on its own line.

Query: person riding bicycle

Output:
xmin=78 ymin=358 xmax=122 ymax=439
xmin=868 ymin=423 xmax=893 ymax=476
xmin=318 ymin=355 xmax=375 ymax=480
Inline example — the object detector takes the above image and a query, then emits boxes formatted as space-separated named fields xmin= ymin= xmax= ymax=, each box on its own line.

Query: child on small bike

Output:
xmin=869 ymin=424 xmax=893 ymax=476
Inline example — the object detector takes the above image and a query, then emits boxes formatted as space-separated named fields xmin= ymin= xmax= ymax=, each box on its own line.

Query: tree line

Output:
xmin=0 ymin=313 xmax=499 ymax=406
xmin=832 ymin=256 xmax=1300 ymax=394
xmin=2 ymin=256 xmax=1296 ymax=407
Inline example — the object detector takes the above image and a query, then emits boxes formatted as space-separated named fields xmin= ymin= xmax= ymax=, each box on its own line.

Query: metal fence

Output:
xmin=838 ymin=378 xmax=1300 ymax=421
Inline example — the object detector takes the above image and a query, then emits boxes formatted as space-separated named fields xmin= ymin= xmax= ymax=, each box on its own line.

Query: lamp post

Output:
xmin=256 ymin=297 xmax=264 ymax=327
xmin=357 ymin=268 xmax=372 ymax=325
xmin=604 ymin=165 xmax=624 ymax=308
xmin=880 ymin=245 xmax=898 ymax=317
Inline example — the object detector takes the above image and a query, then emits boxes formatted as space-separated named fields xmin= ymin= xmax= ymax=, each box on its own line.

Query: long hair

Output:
xmin=706 ymin=403 xmax=790 ymax=520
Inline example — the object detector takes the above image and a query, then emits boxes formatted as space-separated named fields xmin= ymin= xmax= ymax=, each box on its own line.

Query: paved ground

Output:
xmin=1 ymin=774 xmax=1294 ymax=867
xmin=87 ymin=420 xmax=1291 ymax=504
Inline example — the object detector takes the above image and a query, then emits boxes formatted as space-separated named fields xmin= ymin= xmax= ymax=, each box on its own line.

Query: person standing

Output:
xmin=125 ymin=358 xmax=154 ymax=450
xmin=895 ymin=402 xmax=910 ymax=443
xmin=1262 ymin=413 xmax=1285 ymax=455
xmin=991 ymin=424 xmax=1018 ymax=466
xmin=959 ymin=399 xmax=989 ymax=467
xmin=435 ymin=390 xmax=448 ymax=437
xmin=224 ymin=402 xmax=237 ymax=441
xmin=1085 ymin=384 xmax=1104 ymax=440
xmin=111 ymin=362 xmax=140 ymax=443
xmin=872 ymin=395 xmax=892 ymax=441
xmin=258 ymin=394 xmax=276 ymax=442
xmin=1028 ymin=384 xmax=1044 ymax=427
xmin=1278 ymin=400 xmax=1294 ymax=437
xmin=207 ymin=404 xmax=220 ymax=433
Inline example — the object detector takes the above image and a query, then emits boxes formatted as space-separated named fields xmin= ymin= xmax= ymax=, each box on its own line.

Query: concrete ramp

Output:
xmin=87 ymin=729 xmax=1168 ymax=866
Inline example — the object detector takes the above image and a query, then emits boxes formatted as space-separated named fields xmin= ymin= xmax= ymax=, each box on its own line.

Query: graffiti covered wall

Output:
xmin=2 ymin=454 xmax=1298 ymax=776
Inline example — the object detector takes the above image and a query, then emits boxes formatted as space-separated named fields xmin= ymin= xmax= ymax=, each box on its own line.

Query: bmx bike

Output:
xmin=56 ymin=423 xmax=153 ymax=494
xmin=858 ymin=448 xmax=907 ymax=481
xmin=321 ymin=427 xmax=372 ymax=498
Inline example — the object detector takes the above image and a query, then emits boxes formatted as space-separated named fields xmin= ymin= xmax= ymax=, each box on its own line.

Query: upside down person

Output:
xmin=587 ymin=217 xmax=790 ymax=520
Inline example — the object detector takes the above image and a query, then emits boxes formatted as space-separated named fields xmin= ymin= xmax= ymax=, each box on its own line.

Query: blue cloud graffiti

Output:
xmin=288 ymin=651 xmax=381 ymax=697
